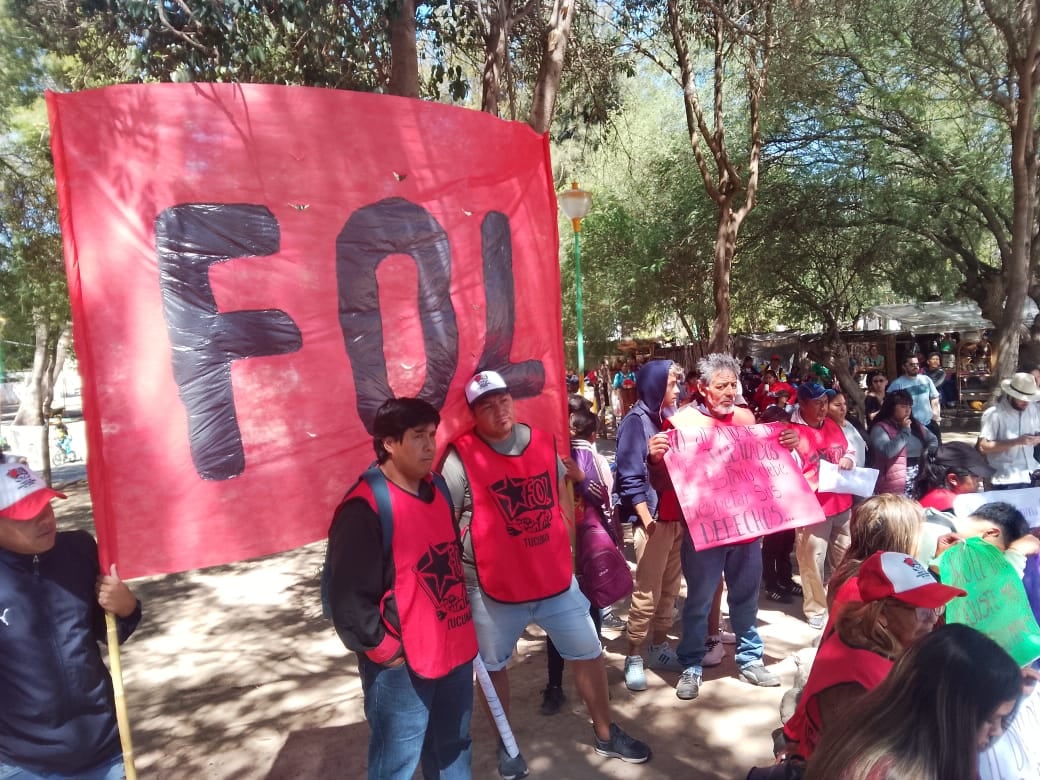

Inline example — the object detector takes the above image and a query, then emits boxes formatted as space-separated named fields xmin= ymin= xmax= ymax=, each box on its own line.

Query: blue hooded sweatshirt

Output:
xmin=614 ymin=360 xmax=676 ymax=520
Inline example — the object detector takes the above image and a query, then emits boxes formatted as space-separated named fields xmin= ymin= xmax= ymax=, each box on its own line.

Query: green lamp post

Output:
xmin=558 ymin=181 xmax=593 ymax=397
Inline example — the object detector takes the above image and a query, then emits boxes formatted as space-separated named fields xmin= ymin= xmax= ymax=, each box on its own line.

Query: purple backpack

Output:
xmin=576 ymin=505 xmax=633 ymax=609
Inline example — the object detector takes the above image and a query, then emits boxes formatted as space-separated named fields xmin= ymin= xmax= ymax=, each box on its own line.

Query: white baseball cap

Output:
xmin=0 ymin=463 xmax=66 ymax=521
xmin=465 ymin=370 xmax=509 ymax=406
xmin=858 ymin=551 xmax=966 ymax=608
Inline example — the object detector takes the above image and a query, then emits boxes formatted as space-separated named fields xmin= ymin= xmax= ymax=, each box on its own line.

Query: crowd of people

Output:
xmin=324 ymin=351 xmax=1040 ymax=779
xmin=6 ymin=347 xmax=1040 ymax=780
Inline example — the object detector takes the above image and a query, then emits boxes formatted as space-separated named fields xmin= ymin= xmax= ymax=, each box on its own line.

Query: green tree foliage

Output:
xmin=0 ymin=6 xmax=72 ymax=437
xmin=767 ymin=0 xmax=1039 ymax=379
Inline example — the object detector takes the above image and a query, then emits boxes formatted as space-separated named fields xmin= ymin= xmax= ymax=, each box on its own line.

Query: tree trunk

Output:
xmin=991 ymin=75 xmax=1037 ymax=383
xmin=13 ymin=320 xmax=52 ymax=427
xmin=481 ymin=3 xmax=510 ymax=115
xmin=707 ymin=203 xmax=738 ymax=354
xmin=387 ymin=0 xmax=419 ymax=98
xmin=527 ymin=0 xmax=575 ymax=134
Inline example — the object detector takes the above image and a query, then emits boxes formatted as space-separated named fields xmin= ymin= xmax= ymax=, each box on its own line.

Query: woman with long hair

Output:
xmin=828 ymin=495 xmax=922 ymax=611
xmin=806 ymin=623 xmax=1022 ymax=780
xmin=869 ymin=390 xmax=938 ymax=497
xmin=864 ymin=371 xmax=887 ymax=422
xmin=782 ymin=552 xmax=965 ymax=761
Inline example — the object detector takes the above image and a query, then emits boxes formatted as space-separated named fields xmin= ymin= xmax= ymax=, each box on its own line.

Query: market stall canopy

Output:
xmin=867 ymin=300 xmax=1039 ymax=332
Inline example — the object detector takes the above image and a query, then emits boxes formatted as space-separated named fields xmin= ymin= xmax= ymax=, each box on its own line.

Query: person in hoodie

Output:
xmin=0 ymin=462 xmax=141 ymax=780
xmin=615 ymin=359 xmax=686 ymax=691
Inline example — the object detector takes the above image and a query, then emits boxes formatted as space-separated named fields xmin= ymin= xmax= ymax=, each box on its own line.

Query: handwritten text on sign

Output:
xmin=979 ymin=683 xmax=1040 ymax=780
xmin=663 ymin=422 xmax=825 ymax=550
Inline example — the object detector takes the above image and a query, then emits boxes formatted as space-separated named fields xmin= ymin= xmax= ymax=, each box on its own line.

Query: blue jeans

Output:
xmin=676 ymin=534 xmax=764 ymax=675
xmin=359 ymin=657 xmax=473 ymax=780
xmin=0 ymin=754 xmax=124 ymax=780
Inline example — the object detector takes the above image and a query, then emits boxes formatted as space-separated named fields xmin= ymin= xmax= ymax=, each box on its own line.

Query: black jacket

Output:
xmin=0 ymin=530 xmax=141 ymax=774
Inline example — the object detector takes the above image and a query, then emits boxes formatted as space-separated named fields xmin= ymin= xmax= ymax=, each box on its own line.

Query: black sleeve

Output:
xmin=327 ymin=498 xmax=400 ymax=662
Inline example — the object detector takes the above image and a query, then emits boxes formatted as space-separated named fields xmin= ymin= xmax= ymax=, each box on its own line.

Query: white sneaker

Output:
xmin=647 ymin=642 xmax=684 ymax=672
xmin=702 ymin=638 xmax=725 ymax=667
xmin=712 ymin=630 xmax=736 ymax=645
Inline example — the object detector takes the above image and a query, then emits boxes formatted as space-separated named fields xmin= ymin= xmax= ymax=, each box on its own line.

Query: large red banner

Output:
xmin=663 ymin=423 xmax=825 ymax=550
xmin=46 ymin=84 xmax=565 ymax=579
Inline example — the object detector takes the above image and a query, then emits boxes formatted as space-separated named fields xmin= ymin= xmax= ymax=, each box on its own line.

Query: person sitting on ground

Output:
xmin=914 ymin=441 xmax=994 ymax=512
xmin=0 ymin=463 xmax=142 ymax=780
xmin=869 ymin=389 xmax=938 ymax=498
xmin=953 ymin=501 xmax=1040 ymax=577
xmin=804 ymin=623 xmax=1022 ymax=780
xmin=827 ymin=496 xmax=922 ymax=618
xmin=782 ymin=551 xmax=966 ymax=762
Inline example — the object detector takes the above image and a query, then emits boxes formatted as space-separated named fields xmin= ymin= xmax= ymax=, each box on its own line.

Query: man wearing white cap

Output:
xmin=977 ymin=372 xmax=1040 ymax=489
xmin=0 ymin=463 xmax=141 ymax=780
xmin=441 ymin=371 xmax=651 ymax=777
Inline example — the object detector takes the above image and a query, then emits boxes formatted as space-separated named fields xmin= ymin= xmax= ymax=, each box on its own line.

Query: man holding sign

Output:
xmin=651 ymin=354 xmax=801 ymax=701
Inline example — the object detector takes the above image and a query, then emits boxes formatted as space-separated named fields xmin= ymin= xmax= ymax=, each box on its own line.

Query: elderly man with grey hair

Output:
xmin=648 ymin=353 xmax=799 ymax=701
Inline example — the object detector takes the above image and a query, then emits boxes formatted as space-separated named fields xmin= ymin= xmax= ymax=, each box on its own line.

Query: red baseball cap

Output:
xmin=0 ymin=464 xmax=66 ymax=521
xmin=858 ymin=551 xmax=966 ymax=608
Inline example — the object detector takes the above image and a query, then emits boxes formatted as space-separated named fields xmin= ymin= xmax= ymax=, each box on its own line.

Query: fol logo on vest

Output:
xmin=415 ymin=542 xmax=470 ymax=626
xmin=488 ymin=471 xmax=554 ymax=544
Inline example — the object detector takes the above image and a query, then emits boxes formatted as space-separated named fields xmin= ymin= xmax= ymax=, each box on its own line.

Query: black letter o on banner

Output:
xmin=336 ymin=198 xmax=459 ymax=432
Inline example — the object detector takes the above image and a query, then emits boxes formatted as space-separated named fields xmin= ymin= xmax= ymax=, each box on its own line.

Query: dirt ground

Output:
xmin=54 ymin=428 xmax=979 ymax=779
xmin=53 ymin=480 xmax=811 ymax=780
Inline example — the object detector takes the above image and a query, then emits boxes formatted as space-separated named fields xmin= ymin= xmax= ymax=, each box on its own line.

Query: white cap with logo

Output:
xmin=465 ymin=370 xmax=509 ymax=406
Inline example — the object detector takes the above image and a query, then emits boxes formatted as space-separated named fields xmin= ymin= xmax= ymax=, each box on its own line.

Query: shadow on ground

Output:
xmin=53 ymin=482 xmax=828 ymax=779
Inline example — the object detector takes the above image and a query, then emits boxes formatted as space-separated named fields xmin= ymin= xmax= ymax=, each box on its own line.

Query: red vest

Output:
xmin=784 ymin=634 xmax=892 ymax=757
xmin=794 ymin=417 xmax=853 ymax=515
xmin=453 ymin=427 xmax=572 ymax=603
xmin=348 ymin=477 xmax=477 ymax=679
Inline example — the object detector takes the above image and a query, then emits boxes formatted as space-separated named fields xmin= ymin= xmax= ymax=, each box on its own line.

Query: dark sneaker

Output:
xmin=740 ymin=662 xmax=781 ymax=687
xmin=540 ymin=684 xmax=566 ymax=716
xmin=600 ymin=610 xmax=626 ymax=630
xmin=497 ymin=740 xmax=529 ymax=779
xmin=594 ymin=723 xmax=651 ymax=764
xmin=675 ymin=667 xmax=702 ymax=700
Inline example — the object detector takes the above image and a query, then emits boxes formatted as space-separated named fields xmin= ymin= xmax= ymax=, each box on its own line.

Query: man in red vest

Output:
xmin=789 ymin=381 xmax=855 ymax=629
xmin=654 ymin=353 xmax=799 ymax=701
xmin=327 ymin=398 xmax=478 ymax=780
xmin=442 ymin=371 xmax=651 ymax=778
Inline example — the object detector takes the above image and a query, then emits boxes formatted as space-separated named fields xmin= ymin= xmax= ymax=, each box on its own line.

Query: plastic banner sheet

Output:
xmin=938 ymin=538 xmax=1040 ymax=667
xmin=953 ymin=487 xmax=1040 ymax=527
xmin=47 ymin=84 xmax=564 ymax=578
xmin=663 ymin=422 xmax=825 ymax=550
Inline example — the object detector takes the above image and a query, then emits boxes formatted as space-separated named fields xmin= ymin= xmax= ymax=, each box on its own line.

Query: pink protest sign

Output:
xmin=663 ymin=422 xmax=825 ymax=550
